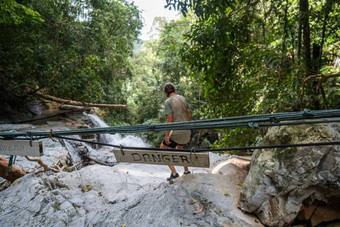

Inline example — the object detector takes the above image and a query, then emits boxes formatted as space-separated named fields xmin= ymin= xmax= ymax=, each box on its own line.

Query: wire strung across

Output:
xmin=1 ymin=109 xmax=340 ymax=153
xmin=1 ymin=109 xmax=340 ymax=138
xmin=9 ymin=135 xmax=340 ymax=154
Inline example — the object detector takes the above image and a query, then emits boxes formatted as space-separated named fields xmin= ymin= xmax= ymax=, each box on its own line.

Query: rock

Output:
xmin=27 ymin=100 xmax=47 ymax=116
xmin=240 ymin=123 xmax=340 ymax=226
xmin=107 ymin=173 xmax=262 ymax=227
xmin=310 ymin=204 xmax=340 ymax=226
xmin=86 ymin=147 xmax=117 ymax=166
xmin=0 ymin=162 xmax=262 ymax=226
xmin=0 ymin=112 xmax=262 ymax=226
xmin=0 ymin=124 xmax=35 ymax=132
xmin=215 ymin=163 xmax=248 ymax=180
xmin=296 ymin=202 xmax=318 ymax=221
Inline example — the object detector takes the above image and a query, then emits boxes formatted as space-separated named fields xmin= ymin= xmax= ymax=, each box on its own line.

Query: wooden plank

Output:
xmin=0 ymin=140 xmax=43 ymax=157
xmin=112 ymin=149 xmax=210 ymax=168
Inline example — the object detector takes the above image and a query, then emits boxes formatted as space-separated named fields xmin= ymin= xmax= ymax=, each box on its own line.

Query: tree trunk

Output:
xmin=318 ymin=0 xmax=333 ymax=73
xmin=262 ymin=0 xmax=267 ymax=46
xmin=36 ymin=91 xmax=127 ymax=108
xmin=297 ymin=17 xmax=302 ymax=59
xmin=278 ymin=0 xmax=289 ymax=84
xmin=0 ymin=156 xmax=26 ymax=182
xmin=300 ymin=0 xmax=312 ymax=75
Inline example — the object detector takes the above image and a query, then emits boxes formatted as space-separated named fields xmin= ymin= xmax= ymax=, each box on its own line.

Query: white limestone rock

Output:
xmin=240 ymin=123 xmax=340 ymax=226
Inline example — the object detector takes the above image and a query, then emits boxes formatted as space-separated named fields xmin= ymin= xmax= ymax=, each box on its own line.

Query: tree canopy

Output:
xmin=1 ymin=0 xmax=339 ymax=147
xmin=158 ymin=0 xmax=340 ymax=147
xmin=0 ymin=0 xmax=142 ymax=107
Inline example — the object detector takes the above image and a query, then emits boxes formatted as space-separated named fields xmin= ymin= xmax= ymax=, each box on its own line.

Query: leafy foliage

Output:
xmin=0 ymin=0 xmax=43 ymax=25
xmin=163 ymin=0 xmax=340 ymax=147
xmin=1 ymin=0 xmax=339 ymax=149
xmin=0 ymin=0 xmax=142 ymax=109
xmin=127 ymin=16 xmax=205 ymax=146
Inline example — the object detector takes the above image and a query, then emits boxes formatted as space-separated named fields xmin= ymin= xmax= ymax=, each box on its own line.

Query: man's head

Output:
xmin=163 ymin=82 xmax=175 ymax=97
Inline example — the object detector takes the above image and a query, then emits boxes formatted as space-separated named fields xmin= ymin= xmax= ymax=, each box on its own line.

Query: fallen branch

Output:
xmin=25 ymin=156 xmax=82 ymax=173
xmin=25 ymin=156 xmax=60 ymax=173
xmin=64 ymin=161 xmax=82 ymax=171
xmin=299 ymin=73 xmax=340 ymax=110
xmin=0 ymin=156 xmax=26 ymax=182
xmin=36 ymin=91 xmax=127 ymax=108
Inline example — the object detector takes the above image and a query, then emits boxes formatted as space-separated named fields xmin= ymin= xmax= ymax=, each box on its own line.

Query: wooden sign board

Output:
xmin=113 ymin=149 xmax=210 ymax=168
xmin=0 ymin=140 xmax=43 ymax=157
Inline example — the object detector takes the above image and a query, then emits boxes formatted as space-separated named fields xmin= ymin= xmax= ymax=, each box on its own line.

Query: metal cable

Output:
xmin=1 ymin=109 xmax=340 ymax=138
xmin=53 ymin=135 xmax=340 ymax=153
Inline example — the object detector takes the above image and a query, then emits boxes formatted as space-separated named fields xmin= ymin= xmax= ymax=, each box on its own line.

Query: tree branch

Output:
xmin=299 ymin=73 xmax=340 ymax=110
xmin=36 ymin=91 xmax=127 ymax=108
xmin=64 ymin=161 xmax=82 ymax=171
xmin=25 ymin=156 xmax=83 ymax=174
xmin=229 ymin=0 xmax=259 ymax=16
xmin=25 ymin=156 xmax=60 ymax=173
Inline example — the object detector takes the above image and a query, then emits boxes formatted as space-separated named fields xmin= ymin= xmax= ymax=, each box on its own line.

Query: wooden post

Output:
xmin=0 ymin=156 xmax=26 ymax=182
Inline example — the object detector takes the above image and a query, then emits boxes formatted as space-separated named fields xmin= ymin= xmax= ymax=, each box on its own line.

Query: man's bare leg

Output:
xmin=168 ymin=165 xmax=177 ymax=174
xmin=176 ymin=145 xmax=189 ymax=173
xmin=160 ymin=142 xmax=178 ymax=174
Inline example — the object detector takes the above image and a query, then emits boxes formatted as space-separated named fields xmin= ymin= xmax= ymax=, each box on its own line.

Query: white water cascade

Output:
xmin=63 ymin=138 xmax=83 ymax=169
xmin=84 ymin=113 xmax=150 ymax=148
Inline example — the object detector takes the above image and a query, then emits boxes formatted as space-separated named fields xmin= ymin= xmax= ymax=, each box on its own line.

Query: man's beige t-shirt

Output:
xmin=164 ymin=95 xmax=191 ymax=145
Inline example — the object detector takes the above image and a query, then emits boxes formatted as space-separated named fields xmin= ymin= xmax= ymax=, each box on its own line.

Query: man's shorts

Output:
xmin=162 ymin=138 xmax=184 ymax=148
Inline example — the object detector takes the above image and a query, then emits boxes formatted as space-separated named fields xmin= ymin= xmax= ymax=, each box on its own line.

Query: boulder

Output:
xmin=0 ymin=164 xmax=262 ymax=226
xmin=0 ymin=112 xmax=261 ymax=226
xmin=240 ymin=123 xmax=340 ymax=226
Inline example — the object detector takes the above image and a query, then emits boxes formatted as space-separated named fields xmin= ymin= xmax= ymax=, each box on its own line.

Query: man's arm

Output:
xmin=165 ymin=114 xmax=173 ymax=144
xmin=187 ymin=108 xmax=192 ymax=121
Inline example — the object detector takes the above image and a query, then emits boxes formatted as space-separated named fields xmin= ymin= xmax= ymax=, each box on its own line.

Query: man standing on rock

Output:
xmin=160 ymin=82 xmax=192 ymax=181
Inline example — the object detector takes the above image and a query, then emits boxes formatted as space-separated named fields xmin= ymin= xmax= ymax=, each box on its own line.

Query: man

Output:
xmin=160 ymin=82 xmax=192 ymax=181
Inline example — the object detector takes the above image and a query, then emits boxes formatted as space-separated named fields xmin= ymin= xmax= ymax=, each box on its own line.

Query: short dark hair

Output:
xmin=163 ymin=82 xmax=175 ymax=97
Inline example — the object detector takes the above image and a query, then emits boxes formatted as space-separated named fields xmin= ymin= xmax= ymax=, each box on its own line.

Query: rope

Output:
xmin=1 ymin=131 xmax=339 ymax=158
xmin=1 ymin=109 xmax=340 ymax=138
xmin=1 ymin=109 xmax=340 ymax=157
xmin=5 ymin=155 xmax=17 ymax=176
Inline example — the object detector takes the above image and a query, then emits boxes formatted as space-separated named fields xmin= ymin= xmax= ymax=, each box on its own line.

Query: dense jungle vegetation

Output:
xmin=0 ymin=0 xmax=339 ymax=147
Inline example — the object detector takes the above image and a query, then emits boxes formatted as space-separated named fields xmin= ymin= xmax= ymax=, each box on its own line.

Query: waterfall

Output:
xmin=63 ymin=138 xmax=83 ymax=169
xmin=84 ymin=113 xmax=150 ymax=148
xmin=61 ymin=113 xmax=149 ymax=169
